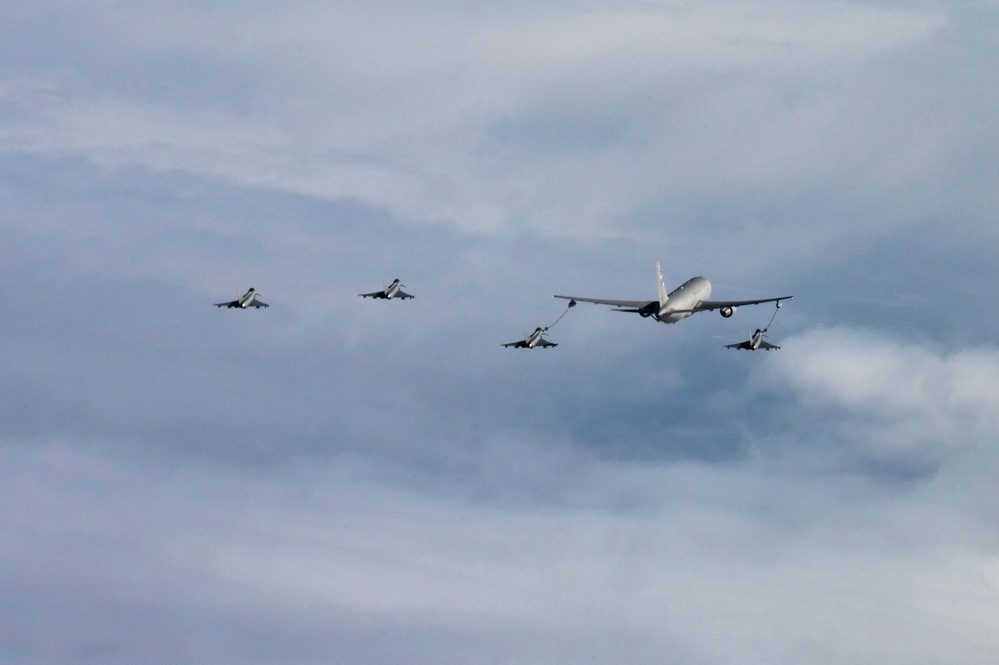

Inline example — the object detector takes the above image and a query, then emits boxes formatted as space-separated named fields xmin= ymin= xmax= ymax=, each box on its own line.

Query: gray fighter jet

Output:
xmin=555 ymin=262 xmax=791 ymax=324
xmin=502 ymin=327 xmax=558 ymax=349
xmin=725 ymin=328 xmax=780 ymax=351
xmin=214 ymin=288 xmax=269 ymax=309
xmin=360 ymin=279 xmax=414 ymax=300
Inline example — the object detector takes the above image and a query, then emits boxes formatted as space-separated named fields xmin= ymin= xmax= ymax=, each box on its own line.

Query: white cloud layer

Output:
xmin=0 ymin=1 xmax=955 ymax=244
xmin=4 ymin=327 xmax=999 ymax=663
xmin=761 ymin=327 xmax=999 ymax=469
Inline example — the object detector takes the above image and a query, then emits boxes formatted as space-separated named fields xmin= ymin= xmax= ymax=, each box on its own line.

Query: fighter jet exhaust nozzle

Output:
xmin=720 ymin=306 xmax=736 ymax=318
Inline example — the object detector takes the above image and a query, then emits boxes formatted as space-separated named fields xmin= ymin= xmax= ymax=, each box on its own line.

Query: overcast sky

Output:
xmin=2 ymin=2 xmax=999 ymax=663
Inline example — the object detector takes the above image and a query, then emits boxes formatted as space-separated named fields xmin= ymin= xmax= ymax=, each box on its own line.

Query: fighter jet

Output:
xmin=359 ymin=279 xmax=414 ymax=300
xmin=554 ymin=262 xmax=791 ymax=325
xmin=725 ymin=328 xmax=780 ymax=351
xmin=214 ymin=288 xmax=269 ymax=309
xmin=502 ymin=327 xmax=558 ymax=349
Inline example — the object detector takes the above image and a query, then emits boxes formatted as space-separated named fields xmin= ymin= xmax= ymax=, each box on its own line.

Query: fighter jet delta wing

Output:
xmin=725 ymin=339 xmax=781 ymax=350
xmin=360 ymin=279 xmax=414 ymax=300
xmin=502 ymin=338 xmax=558 ymax=349
xmin=502 ymin=327 xmax=558 ymax=349
xmin=214 ymin=288 xmax=269 ymax=309
xmin=725 ymin=339 xmax=780 ymax=350
xmin=725 ymin=328 xmax=780 ymax=350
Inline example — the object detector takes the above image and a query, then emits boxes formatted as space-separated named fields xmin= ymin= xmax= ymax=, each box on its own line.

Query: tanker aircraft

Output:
xmin=554 ymin=262 xmax=791 ymax=324
xmin=214 ymin=288 xmax=269 ymax=309
xmin=725 ymin=328 xmax=780 ymax=351
xmin=502 ymin=327 xmax=558 ymax=349
xmin=360 ymin=279 xmax=414 ymax=300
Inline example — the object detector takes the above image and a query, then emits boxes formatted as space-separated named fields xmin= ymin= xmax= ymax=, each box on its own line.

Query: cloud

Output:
xmin=0 ymin=1 xmax=955 ymax=244
xmin=2 ymin=2 xmax=999 ymax=662
xmin=5 ymin=331 xmax=999 ymax=665
xmin=754 ymin=327 xmax=999 ymax=477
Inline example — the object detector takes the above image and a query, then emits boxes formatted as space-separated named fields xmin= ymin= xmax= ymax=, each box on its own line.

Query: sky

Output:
xmin=2 ymin=1 xmax=999 ymax=663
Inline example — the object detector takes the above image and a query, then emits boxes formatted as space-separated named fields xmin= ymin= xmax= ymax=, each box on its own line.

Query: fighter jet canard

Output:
xmin=554 ymin=261 xmax=792 ymax=325
xmin=214 ymin=287 xmax=269 ymax=309
xmin=725 ymin=328 xmax=780 ymax=351
xmin=359 ymin=279 xmax=414 ymax=300
xmin=502 ymin=327 xmax=558 ymax=349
